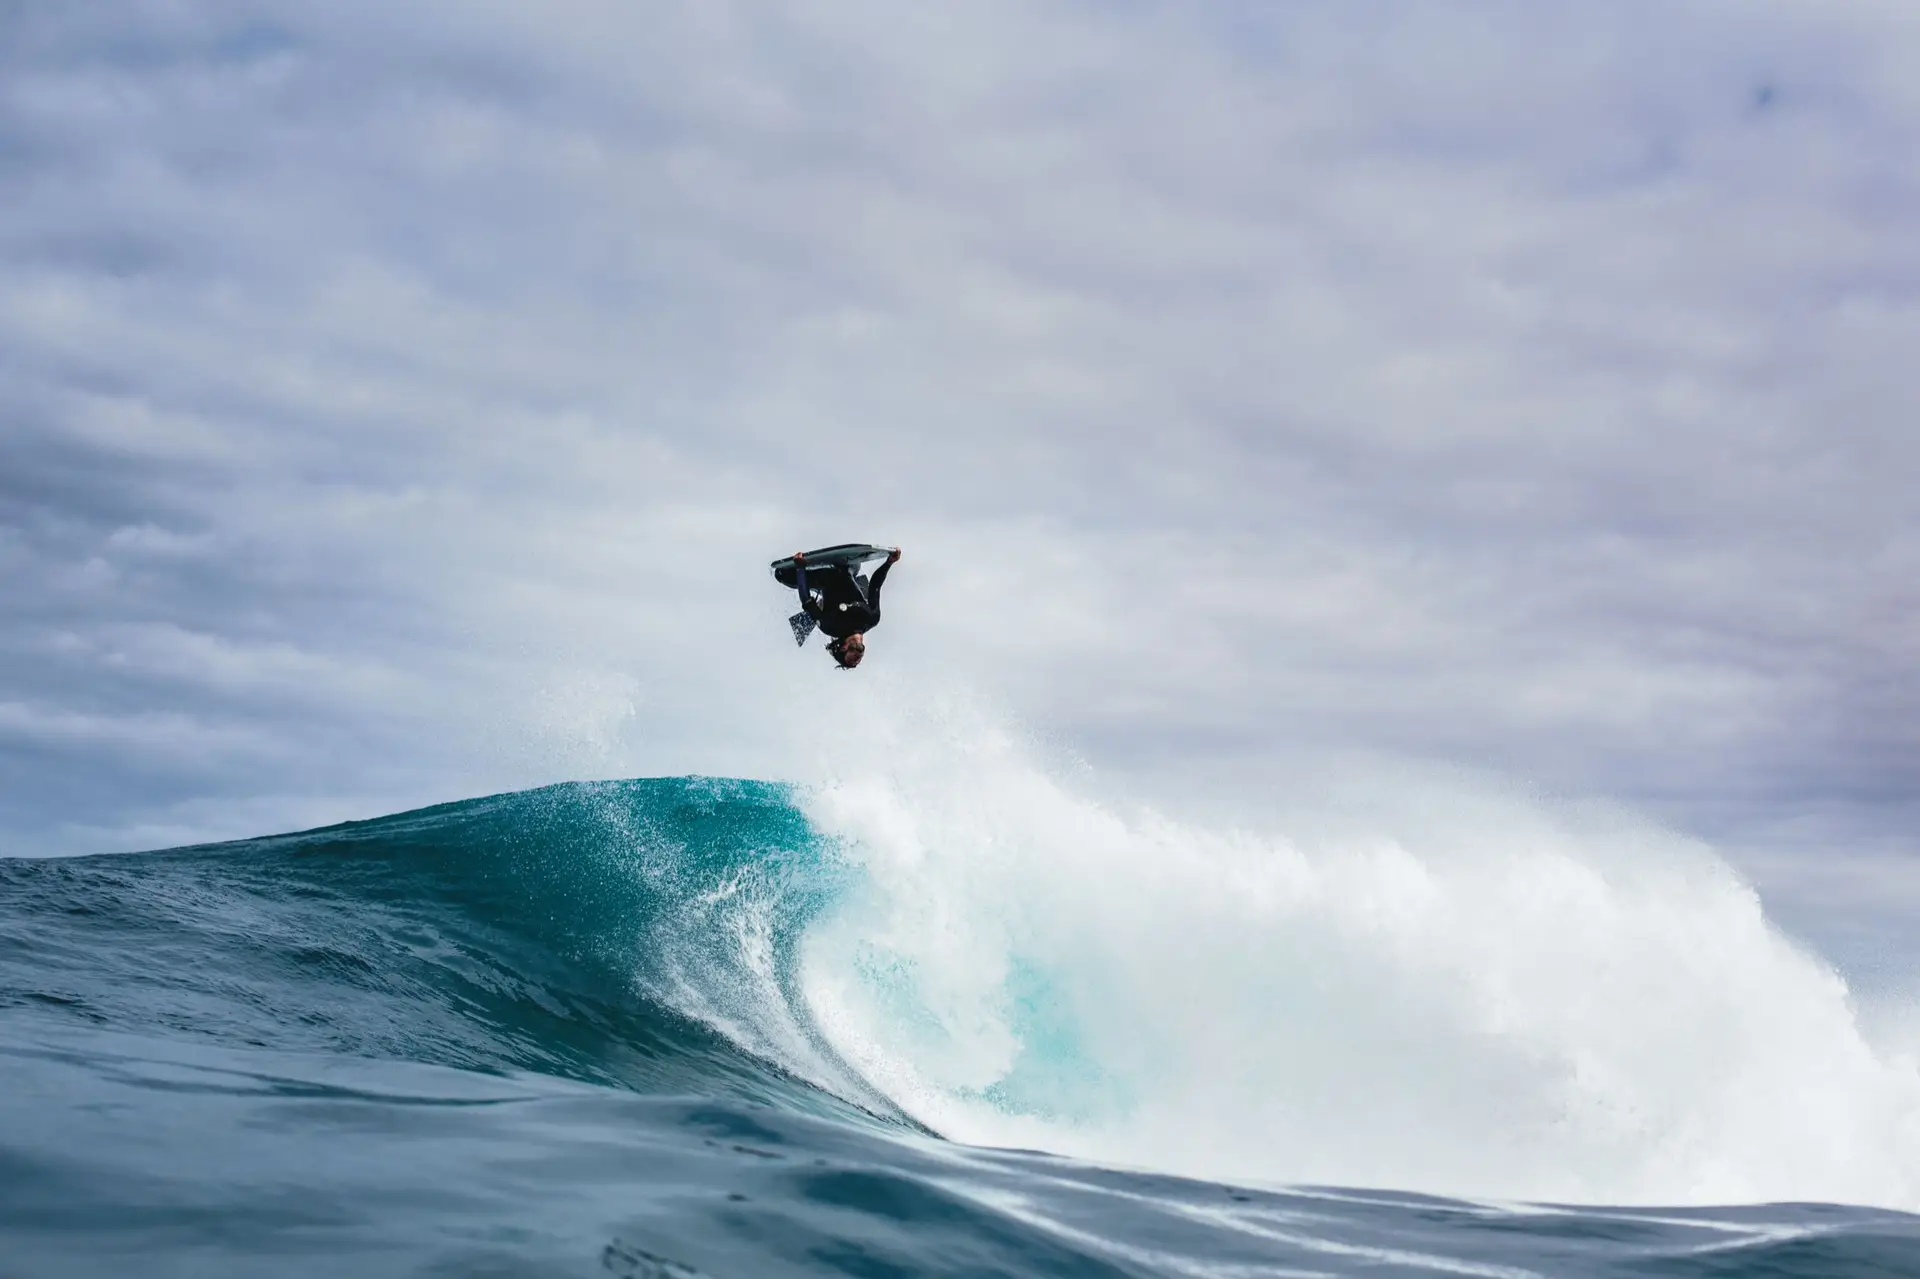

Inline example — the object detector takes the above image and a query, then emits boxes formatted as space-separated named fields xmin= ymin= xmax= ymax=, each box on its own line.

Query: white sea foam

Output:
xmin=786 ymin=684 xmax=1920 ymax=1209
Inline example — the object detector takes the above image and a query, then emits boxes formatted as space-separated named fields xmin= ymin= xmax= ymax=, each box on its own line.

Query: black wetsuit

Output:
xmin=794 ymin=557 xmax=893 ymax=640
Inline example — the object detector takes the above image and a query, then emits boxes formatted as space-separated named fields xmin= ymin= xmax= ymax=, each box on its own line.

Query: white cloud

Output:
xmin=1 ymin=0 xmax=1917 ymax=971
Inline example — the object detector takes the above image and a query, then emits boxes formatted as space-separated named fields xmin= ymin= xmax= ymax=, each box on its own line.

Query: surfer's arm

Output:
xmin=792 ymin=558 xmax=824 ymax=620
xmin=866 ymin=557 xmax=893 ymax=612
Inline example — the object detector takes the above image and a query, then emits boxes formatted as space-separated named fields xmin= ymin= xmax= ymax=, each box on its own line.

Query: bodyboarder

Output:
xmin=790 ymin=546 xmax=900 ymax=669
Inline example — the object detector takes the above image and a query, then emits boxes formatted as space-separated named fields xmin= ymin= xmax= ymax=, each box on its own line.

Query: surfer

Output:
xmin=790 ymin=546 xmax=900 ymax=668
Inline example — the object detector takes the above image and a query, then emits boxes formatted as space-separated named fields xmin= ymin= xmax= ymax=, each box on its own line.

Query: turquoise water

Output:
xmin=2 ymin=778 xmax=1916 ymax=1276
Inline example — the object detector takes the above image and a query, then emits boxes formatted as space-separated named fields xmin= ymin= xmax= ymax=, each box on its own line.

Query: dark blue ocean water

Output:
xmin=3 ymin=779 xmax=1916 ymax=1277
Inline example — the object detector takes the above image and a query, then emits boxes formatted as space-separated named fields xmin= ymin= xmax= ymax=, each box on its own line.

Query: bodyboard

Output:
xmin=770 ymin=543 xmax=890 ymax=590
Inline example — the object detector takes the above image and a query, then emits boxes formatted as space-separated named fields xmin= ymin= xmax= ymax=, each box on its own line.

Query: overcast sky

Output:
xmin=3 ymin=1 xmax=1917 ymax=976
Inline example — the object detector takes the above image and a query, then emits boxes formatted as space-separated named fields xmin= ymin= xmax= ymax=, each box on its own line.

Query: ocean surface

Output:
xmin=4 ymin=775 xmax=1919 ymax=1278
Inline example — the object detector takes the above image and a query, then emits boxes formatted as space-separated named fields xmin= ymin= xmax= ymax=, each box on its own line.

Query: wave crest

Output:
xmin=788 ymin=706 xmax=1920 ymax=1208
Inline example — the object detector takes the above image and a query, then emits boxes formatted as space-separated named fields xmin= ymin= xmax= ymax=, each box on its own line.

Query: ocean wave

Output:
xmin=7 ymin=750 xmax=1920 ymax=1213
xmin=0 ymin=779 xmax=897 ymax=1127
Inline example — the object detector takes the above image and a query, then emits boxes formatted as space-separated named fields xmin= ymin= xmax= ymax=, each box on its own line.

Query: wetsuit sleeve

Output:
xmin=794 ymin=564 xmax=823 ymax=620
xmin=865 ymin=558 xmax=892 ymax=617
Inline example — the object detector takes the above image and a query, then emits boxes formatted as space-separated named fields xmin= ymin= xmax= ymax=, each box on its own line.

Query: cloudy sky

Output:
xmin=3 ymin=2 xmax=1916 ymax=977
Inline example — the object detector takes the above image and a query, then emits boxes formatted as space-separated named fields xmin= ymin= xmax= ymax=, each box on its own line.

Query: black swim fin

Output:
xmin=789 ymin=612 xmax=817 ymax=646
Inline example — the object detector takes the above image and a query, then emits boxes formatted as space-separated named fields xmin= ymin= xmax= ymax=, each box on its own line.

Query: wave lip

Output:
xmin=0 ymin=778 xmax=897 ymax=1126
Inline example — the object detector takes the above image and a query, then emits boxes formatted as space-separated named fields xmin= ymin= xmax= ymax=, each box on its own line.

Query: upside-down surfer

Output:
xmin=788 ymin=545 xmax=900 ymax=669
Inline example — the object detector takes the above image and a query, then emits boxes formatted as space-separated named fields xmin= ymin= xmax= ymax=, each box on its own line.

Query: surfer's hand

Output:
xmin=887 ymin=547 xmax=901 ymax=564
xmin=792 ymin=551 xmax=806 ymax=563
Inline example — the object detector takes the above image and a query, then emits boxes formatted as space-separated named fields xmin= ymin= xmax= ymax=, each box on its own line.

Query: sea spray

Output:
xmin=788 ymin=691 xmax=1920 ymax=1208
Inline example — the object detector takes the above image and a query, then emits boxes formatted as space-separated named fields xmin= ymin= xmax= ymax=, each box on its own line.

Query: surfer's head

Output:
xmin=827 ymin=634 xmax=866 ymax=669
